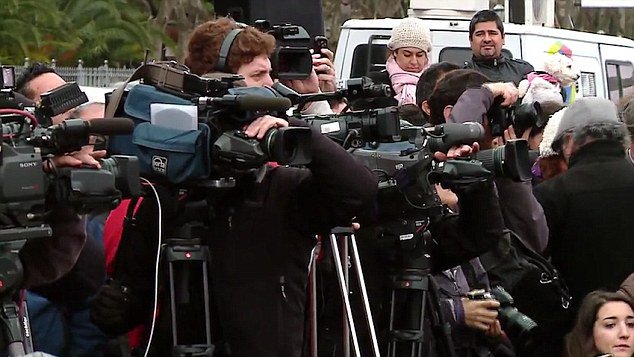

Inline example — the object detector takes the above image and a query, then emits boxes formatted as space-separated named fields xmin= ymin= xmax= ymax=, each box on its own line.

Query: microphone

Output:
xmin=198 ymin=95 xmax=292 ymax=112
xmin=425 ymin=122 xmax=485 ymax=154
xmin=55 ymin=118 xmax=135 ymax=136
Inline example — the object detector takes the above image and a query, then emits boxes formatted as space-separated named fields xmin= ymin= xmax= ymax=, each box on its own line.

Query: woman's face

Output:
xmin=393 ymin=47 xmax=428 ymax=73
xmin=593 ymin=301 xmax=634 ymax=357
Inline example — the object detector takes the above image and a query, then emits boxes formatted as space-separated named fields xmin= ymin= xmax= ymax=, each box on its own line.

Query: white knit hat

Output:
xmin=387 ymin=17 xmax=432 ymax=54
xmin=539 ymin=107 xmax=566 ymax=157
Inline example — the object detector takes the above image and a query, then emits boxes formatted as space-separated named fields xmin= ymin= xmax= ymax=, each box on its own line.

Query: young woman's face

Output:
xmin=393 ymin=47 xmax=428 ymax=73
xmin=593 ymin=301 xmax=634 ymax=357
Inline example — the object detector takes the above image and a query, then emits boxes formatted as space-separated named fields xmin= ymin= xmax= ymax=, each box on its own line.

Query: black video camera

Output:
xmin=254 ymin=20 xmax=315 ymax=80
xmin=467 ymin=286 xmax=539 ymax=351
xmin=301 ymin=106 xmax=401 ymax=148
xmin=1 ymin=78 xmax=140 ymax=242
xmin=196 ymin=85 xmax=312 ymax=174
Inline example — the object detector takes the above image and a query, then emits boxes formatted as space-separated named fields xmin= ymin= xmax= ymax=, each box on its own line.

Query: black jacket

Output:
xmin=464 ymin=54 xmax=534 ymax=86
xmin=534 ymin=140 xmax=634 ymax=311
xmin=108 ymin=118 xmax=378 ymax=357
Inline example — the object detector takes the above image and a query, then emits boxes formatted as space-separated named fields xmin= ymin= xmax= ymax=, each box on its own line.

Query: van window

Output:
xmin=351 ymin=44 xmax=388 ymax=78
xmin=438 ymin=47 xmax=514 ymax=66
xmin=606 ymin=60 xmax=634 ymax=104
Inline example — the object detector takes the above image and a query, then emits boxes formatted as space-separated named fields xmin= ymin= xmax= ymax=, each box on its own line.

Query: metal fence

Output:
xmin=9 ymin=58 xmax=136 ymax=88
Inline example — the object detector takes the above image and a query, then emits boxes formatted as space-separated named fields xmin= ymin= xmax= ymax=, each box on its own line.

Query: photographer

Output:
xmin=428 ymin=69 xmax=548 ymax=253
xmin=185 ymin=17 xmax=339 ymax=115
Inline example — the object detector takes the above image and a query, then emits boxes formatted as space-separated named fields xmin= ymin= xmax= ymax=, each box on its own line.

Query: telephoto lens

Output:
xmin=473 ymin=139 xmax=532 ymax=181
xmin=489 ymin=286 xmax=540 ymax=352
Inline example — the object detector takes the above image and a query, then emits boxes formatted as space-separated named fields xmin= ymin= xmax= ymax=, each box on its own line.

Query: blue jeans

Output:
xmin=27 ymin=292 xmax=107 ymax=357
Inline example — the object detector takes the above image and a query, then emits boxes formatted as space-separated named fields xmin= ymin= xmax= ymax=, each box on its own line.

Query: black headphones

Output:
xmin=215 ymin=24 xmax=247 ymax=73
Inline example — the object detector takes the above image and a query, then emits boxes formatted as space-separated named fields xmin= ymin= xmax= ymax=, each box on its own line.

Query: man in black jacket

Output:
xmin=464 ymin=10 xmax=534 ymax=86
xmin=534 ymin=97 xmax=634 ymax=313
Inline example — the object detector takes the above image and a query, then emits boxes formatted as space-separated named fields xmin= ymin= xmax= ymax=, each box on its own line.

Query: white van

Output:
xmin=334 ymin=15 xmax=634 ymax=106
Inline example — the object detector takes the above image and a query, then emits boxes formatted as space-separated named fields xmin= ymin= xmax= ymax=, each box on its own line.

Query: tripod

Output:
xmin=127 ymin=189 xmax=215 ymax=357
xmin=384 ymin=217 xmax=457 ymax=357
xmin=308 ymin=227 xmax=380 ymax=357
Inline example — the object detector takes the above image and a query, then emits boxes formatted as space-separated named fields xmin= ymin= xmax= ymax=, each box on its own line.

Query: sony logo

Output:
xmin=19 ymin=162 xmax=38 ymax=169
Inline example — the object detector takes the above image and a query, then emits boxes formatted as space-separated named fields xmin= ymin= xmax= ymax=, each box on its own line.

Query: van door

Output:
xmin=600 ymin=44 xmax=634 ymax=105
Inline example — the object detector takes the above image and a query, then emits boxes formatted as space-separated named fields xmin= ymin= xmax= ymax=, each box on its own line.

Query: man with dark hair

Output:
xmin=15 ymin=63 xmax=108 ymax=356
xmin=464 ymin=10 xmax=534 ymax=85
xmin=415 ymin=61 xmax=460 ymax=121
xmin=15 ymin=63 xmax=73 ymax=125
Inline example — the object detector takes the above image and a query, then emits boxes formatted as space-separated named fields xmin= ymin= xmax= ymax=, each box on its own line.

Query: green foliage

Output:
xmin=0 ymin=0 xmax=166 ymax=66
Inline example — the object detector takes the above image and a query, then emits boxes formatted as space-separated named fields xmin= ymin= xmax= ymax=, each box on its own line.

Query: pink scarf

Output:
xmin=386 ymin=56 xmax=426 ymax=106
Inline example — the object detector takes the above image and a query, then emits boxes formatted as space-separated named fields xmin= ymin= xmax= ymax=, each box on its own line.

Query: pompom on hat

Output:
xmin=387 ymin=17 xmax=432 ymax=54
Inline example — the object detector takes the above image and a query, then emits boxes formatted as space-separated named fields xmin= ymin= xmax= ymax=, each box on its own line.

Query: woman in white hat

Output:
xmin=386 ymin=17 xmax=432 ymax=106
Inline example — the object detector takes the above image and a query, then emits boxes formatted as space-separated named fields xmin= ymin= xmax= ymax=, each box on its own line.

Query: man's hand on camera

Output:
xmin=485 ymin=319 xmax=505 ymax=338
xmin=433 ymin=142 xmax=480 ymax=162
xmin=243 ymin=115 xmax=289 ymax=139
xmin=45 ymin=145 xmax=106 ymax=171
xmin=313 ymin=49 xmax=337 ymax=93
xmin=461 ymin=297 xmax=500 ymax=331
xmin=483 ymin=82 xmax=519 ymax=107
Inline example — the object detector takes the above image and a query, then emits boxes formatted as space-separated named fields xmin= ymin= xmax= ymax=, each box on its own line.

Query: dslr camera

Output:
xmin=488 ymin=96 xmax=549 ymax=138
xmin=467 ymin=286 xmax=539 ymax=351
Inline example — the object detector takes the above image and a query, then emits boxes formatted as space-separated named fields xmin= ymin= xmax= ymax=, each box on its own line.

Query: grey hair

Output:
xmin=571 ymin=122 xmax=631 ymax=149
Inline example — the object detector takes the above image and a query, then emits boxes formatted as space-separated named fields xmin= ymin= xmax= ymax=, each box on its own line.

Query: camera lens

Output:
xmin=259 ymin=127 xmax=312 ymax=166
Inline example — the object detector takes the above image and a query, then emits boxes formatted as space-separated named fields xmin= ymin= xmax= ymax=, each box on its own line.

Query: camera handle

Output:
xmin=307 ymin=227 xmax=380 ymax=357
xmin=386 ymin=230 xmax=457 ymax=357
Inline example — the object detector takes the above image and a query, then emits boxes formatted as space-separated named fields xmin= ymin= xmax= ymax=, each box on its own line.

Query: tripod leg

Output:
xmin=19 ymin=297 xmax=33 ymax=354
xmin=329 ymin=234 xmax=361 ymax=357
xmin=348 ymin=234 xmax=380 ymax=357
xmin=308 ymin=238 xmax=319 ymax=357
xmin=339 ymin=235 xmax=350 ymax=357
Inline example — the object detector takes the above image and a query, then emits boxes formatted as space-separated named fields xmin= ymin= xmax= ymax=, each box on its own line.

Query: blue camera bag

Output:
xmin=108 ymin=84 xmax=211 ymax=184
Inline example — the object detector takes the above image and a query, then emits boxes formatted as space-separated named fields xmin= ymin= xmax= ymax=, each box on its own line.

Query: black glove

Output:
xmin=90 ymin=279 xmax=142 ymax=337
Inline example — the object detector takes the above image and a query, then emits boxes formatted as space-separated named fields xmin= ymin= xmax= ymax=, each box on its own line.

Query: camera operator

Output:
xmin=464 ymin=10 xmax=534 ymax=86
xmin=14 ymin=64 xmax=108 ymax=355
xmin=89 ymin=23 xmax=379 ymax=355
xmin=93 ymin=117 xmax=377 ymax=356
xmin=185 ymin=17 xmax=339 ymax=115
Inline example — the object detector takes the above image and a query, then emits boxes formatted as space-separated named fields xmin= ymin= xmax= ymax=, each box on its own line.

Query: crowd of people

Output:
xmin=8 ymin=8 xmax=634 ymax=357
